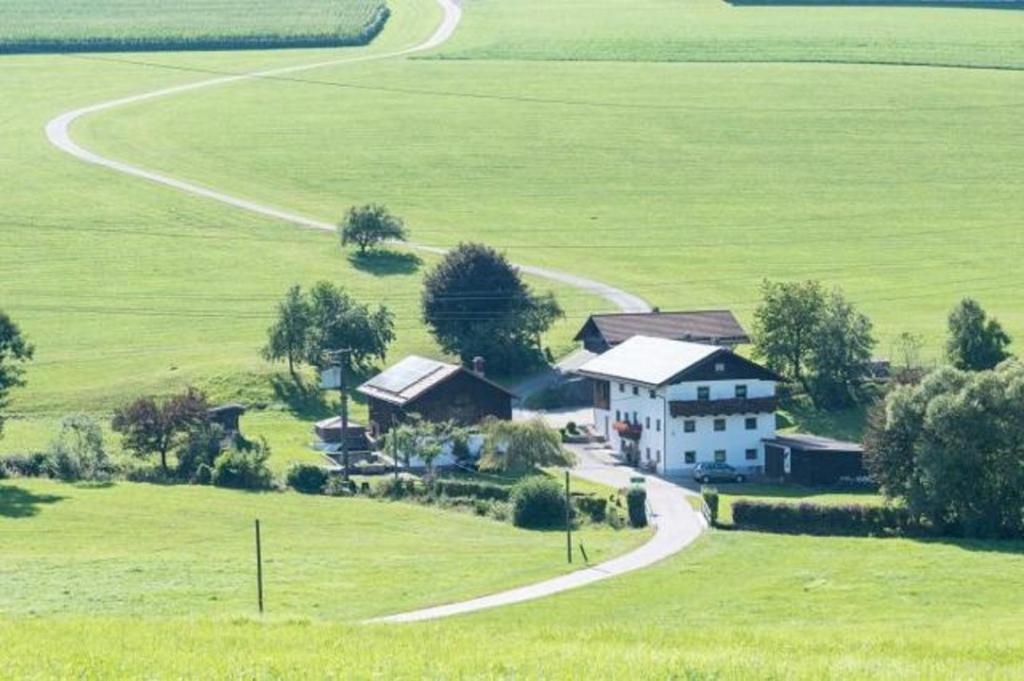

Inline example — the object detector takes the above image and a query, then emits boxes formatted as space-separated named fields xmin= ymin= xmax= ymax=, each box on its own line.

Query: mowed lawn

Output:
xmin=0 ymin=0 xmax=388 ymax=52
xmin=0 ymin=0 xmax=609 ymax=453
xmin=0 ymin=478 xmax=649 ymax=620
xmin=2 ymin=529 xmax=1022 ymax=678
xmin=78 ymin=0 xmax=1024 ymax=359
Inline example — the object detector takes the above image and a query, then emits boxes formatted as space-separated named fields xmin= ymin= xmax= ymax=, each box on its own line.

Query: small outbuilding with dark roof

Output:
xmin=763 ymin=434 xmax=866 ymax=486
xmin=574 ymin=310 xmax=749 ymax=354
xmin=357 ymin=355 xmax=515 ymax=436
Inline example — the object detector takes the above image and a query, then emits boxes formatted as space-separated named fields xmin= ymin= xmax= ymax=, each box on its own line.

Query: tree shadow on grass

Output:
xmin=348 ymin=250 xmax=422 ymax=277
xmin=0 ymin=485 xmax=65 ymax=519
xmin=725 ymin=0 xmax=1024 ymax=8
xmin=270 ymin=374 xmax=335 ymax=420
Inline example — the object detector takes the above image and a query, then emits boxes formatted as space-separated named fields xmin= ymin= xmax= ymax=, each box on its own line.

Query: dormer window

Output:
xmin=714 ymin=362 xmax=726 ymax=373
xmin=697 ymin=386 xmax=710 ymax=401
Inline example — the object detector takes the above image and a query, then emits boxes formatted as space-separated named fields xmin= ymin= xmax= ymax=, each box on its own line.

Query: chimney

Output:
xmin=472 ymin=356 xmax=486 ymax=377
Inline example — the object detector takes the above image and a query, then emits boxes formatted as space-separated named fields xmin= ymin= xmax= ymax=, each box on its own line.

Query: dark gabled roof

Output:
xmin=574 ymin=310 xmax=749 ymax=346
xmin=764 ymin=434 xmax=864 ymax=453
xmin=666 ymin=346 xmax=787 ymax=385
xmin=357 ymin=355 xmax=516 ymax=406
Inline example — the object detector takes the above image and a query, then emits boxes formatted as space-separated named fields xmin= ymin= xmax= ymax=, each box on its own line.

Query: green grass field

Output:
xmin=0 ymin=0 xmax=389 ymax=53
xmin=713 ymin=481 xmax=885 ymax=524
xmin=2 ymin=0 xmax=1024 ymax=676
xmin=0 ymin=478 xmax=647 ymax=620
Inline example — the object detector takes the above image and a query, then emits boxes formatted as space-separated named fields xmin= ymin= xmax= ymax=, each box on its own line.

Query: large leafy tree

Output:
xmin=112 ymin=387 xmax=210 ymax=474
xmin=946 ymin=298 xmax=1012 ymax=371
xmin=479 ymin=417 xmax=574 ymax=473
xmin=262 ymin=284 xmax=311 ymax=377
xmin=807 ymin=289 xmax=876 ymax=408
xmin=865 ymin=362 xmax=1024 ymax=538
xmin=421 ymin=243 xmax=563 ymax=373
xmin=304 ymin=281 xmax=395 ymax=374
xmin=338 ymin=204 xmax=407 ymax=255
xmin=0 ymin=311 xmax=33 ymax=438
xmin=751 ymin=280 xmax=826 ymax=393
xmin=753 ymin=280 xmax=875 ymax=408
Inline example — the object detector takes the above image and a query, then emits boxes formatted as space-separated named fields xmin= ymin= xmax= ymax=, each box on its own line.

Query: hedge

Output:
xmin=434 ymin=479 xmax=511 ymax=502
xmin=731 ymin=500 xmax=916 ymax=537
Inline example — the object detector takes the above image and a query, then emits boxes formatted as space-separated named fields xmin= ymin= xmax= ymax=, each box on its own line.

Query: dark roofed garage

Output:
xmin=763 ymin=434 xmax=866 ymax=486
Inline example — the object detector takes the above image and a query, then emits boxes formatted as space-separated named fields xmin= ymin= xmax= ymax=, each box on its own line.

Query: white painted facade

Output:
xmin=594 ymin=379 xmax=777 ymax=476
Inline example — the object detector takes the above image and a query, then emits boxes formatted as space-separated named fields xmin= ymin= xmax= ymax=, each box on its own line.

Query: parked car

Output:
xmin=692 ymin=462 xmax=746 ymax=484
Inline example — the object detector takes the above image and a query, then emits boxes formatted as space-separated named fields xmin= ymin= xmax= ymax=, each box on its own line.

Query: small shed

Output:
xmin=207 ymin=403 xmax=246 ymax=435
xmin=763 ymin=434 xmax=866 ymax=486
xmin=357 ymin=355 xmax=515 ymax=436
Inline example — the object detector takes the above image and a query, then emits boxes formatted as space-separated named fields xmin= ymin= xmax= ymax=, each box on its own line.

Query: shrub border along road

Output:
xmin=0 ymin=5 xmax=390 ymax=55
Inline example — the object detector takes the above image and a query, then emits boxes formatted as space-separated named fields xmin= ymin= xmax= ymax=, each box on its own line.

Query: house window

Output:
xmin=714 ymin=362 xmax=725 ymax=373
xmin=633 ymin=385 xmax=639 ymax=396
xmin=745 ymin=417 xmax=758 ymax=430
xmin=632 ymin=411 xmax=638 ymax=424
xmin=656 ymin=419 xmax=661 ymax=432
xmin=746 ymin=448 xmax=758 ymax=461
xmin=619 ymin=383 xmax=625 ymax=393
xmin=684 ymin=451 xmax=696 ymax=464
xmin=656 ymin=450 xmax=661 ymax=463
xmin=646 ymin=447 xmax=651 ymax=460
xmin=715 ymin=449 xmax=727 ymax=463
xmin=615 ymin=410 xmax=621 ymax=421
xmin=645 ymin=416 xmax=651 ymax=429
xmin=649 ymin=390 xmax=657 ymax=399
xmin=684 ymin=420 xmax=696 ymax=433
xmin=735 ymin=384 xmax=748 ymax=399
xmin=714 ymin=418 xmax=726 ymax=432
xmin=697 ymin=386 xmax=710 ymax=401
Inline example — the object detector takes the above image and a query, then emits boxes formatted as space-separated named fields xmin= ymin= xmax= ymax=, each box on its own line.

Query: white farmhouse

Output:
xmin=576 ymin=335 xmax=784 ymax=475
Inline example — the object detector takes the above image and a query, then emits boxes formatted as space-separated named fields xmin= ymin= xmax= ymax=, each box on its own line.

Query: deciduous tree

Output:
xmin=946 ymin=298 xmax=1012 ymax=371
xmin=338 ymin=204 xmax=407 ymax=255
xmin=807 ymin=289 xmax=876 ymax=408
xmin=0 ymin=311 xmax=33 ymax=438
xmin=751 ymin=280 xmax=825 ymax=393
xmin=421 ymin=243 xmax=563 ymax=373
xmin=304 ymin=281 xmax=395 ymax=373
xmin=479 ymin=418 xmax=574 ymax=473
xmin=112 ymin=388 xmax=210 ymax=474
xmin=262 ymin=284 xmax=312 ymax=377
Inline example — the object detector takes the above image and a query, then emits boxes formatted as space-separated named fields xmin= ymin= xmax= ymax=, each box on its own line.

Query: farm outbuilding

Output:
xmin=357 ymin=355 xmax=515 ymax=436
xmin=574 ymin=309 xmax=749 ymax=354
xmin=763 ymin=434 xmax=866 ymax=486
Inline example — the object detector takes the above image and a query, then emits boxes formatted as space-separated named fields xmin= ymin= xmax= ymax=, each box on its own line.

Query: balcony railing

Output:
xmin=669 ymin=396 xmax=778 ymax=418
xmin=612 ymin=420 xmax=643 ymax=441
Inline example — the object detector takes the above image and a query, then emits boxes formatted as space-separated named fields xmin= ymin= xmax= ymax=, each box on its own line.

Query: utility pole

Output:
xmin=565 ymin=470 xmax=573 ymax=564
xmin=254 ymin=519 xmax=264 ymax=614
xmin=325 ymin=349 xmax=352 ymax=481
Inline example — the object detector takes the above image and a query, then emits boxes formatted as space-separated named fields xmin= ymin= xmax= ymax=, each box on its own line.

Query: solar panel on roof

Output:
xmin=367 ymin=356 xmax=447 ymax=394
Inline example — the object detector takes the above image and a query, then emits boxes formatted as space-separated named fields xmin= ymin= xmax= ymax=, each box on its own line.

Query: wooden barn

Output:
xmin=574 ymin=309 xmax=749 ymax=354
xmin=357 ymin=355 xmax=515 ymax=436
xmin=763 ymin=434 xmax=866 ymax=486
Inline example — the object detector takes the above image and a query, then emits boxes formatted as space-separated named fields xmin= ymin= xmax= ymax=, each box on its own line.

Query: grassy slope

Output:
xmin=79 ymin=0 xmax=1024 ymax=362
xmin=0 ymin=0 xmax=386 ymax=50
xmin=0 ymin=0 xmax=608 ymax=454
xmin=3 ymin=530 xmax=1022 ymax=678
xmin=0 ymin=478 xmax=648 ymax=620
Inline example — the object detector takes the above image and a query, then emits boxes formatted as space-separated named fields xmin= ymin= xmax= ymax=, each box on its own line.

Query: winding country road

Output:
xmin=42 ymin=0 xmax=699 ymax=622
xmin=43 ymin=0 xmax=650 ymax=314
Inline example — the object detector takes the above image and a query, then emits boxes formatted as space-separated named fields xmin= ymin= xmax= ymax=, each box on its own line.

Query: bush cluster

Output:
xmin=286 ymin=463 xmax=330 ymax=494
xmin=731 ymin=500 xmax=915 ymax=537
xmin=211 ymin=442 xmax=275 ymax=491
xmin=701 ymin=486 xmax=719 ymax=525
xmin=626 ymin=486 xmax=648 ymax=528
xmin=511 ymin=476 xmax=567 ymax=529
xmin=573 ymin=495 xmax=607 ymax=523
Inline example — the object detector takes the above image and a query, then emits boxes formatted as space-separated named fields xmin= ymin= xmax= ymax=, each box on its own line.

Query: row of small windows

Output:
xmin=684 ymin=449 xmax=759 ymax=464
xmin=683 ymin=417 xmax=759 ymax=433
xmin=617 ymin=384 xmax=750 ymax=400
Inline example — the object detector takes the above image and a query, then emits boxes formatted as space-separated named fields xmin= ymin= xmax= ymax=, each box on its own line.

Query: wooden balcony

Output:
xmin=669 ymin=396 xmax=779 ymax=418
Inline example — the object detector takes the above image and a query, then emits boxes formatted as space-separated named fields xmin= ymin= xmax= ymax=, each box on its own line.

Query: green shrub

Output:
xmin=0 ymin=452 xmax=48 ymax=478
xmin=323 ymin=475 xmax=355 ymax=497
xmin=607 ymin=507 xmax=625 ymax=529
xmin=176 ymin=423 xmax=224 ymax=482
xmin=286 ymin=463 xmax=329 ymax=494
xmin=44 ymin=414 xmax=111 ymax=482
xmin=626 ymin=486 xmax=648 ymax=528
xmin=574 ymin=495 xmax=608 ymax=523
xmin=194 ymin=463 xmax=214 ymax=486
xmin=701 ymin=485 xmax=719 ymax=526
xmin=212 ymin=440 xmax=274 ymax=491
xmin=731 ymin=500 xmax=916 ymax=537
xmin=511 ymin=476 xmax=567 ymax=529
xmin=434 ymin=478 xmax=511 ymax=501
xmin=374 ymin=476 xmax=419 ymax=499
